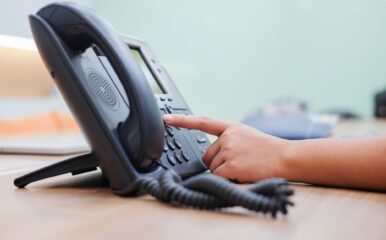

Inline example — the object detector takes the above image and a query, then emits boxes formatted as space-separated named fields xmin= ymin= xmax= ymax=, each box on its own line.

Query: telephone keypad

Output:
xmin=160 ymin=106 xmax=209 ymax=176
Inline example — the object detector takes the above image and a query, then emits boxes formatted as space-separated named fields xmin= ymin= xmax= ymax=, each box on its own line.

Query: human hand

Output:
xmin=163 ymin=114 xmax=288 ymax=182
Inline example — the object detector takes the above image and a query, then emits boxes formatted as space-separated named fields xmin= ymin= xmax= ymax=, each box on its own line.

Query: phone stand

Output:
xmin=14 ymin=153 xmax=98 ymax=188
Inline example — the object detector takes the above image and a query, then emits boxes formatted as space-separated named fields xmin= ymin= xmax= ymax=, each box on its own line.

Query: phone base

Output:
xmin=14 ymin=153 xmax=98 ymax=188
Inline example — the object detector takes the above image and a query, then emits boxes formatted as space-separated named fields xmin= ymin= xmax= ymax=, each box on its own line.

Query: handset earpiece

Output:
xmin=37 ymin=3 xmax=164 ymax=171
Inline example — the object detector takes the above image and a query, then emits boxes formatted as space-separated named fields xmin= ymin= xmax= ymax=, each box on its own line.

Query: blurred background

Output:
xmin=1 ymin=0 xmax=386 ymax=121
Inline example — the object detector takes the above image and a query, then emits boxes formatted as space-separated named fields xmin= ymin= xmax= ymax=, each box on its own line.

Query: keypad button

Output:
xmin=199 ymin=146 xmax=207 ymax=154
xmin=160 ymin=96 xmax=166 ymax=101
xmin=173 ymin=138 xmax=182 ymax=149
xmin=167 ymin=153 xmax=176 ymax=165
xmin=165 ymin=126 xmax=174 ymax=137
xmin=174 ymin=151 xmax=183 ymax=163
xmin=196 ymin=136 xmax=207 ymax=144
xmin=163 ymin=145 xmax=168 ymax=152
xmin=167 ymin=97 xmax=173 ymax=101
xmin=181 ymin=151 xmax=190 ymax=162
xmin=166 ymin=139 xmax=175 ymax=150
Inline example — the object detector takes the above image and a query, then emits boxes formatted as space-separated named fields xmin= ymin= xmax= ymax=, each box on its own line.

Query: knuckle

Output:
xmin=229 ymin=123 xmax=242 ymax=131
xmin=226 ymin=160 xmax=239 ymax=172
xmin=221 ymin=138 xmax=234 ymax=151
xmin=221 ymin=130 xmax=232 ymax=139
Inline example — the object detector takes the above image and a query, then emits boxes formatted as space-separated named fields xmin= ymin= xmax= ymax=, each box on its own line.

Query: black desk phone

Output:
xmin=14 ymin=2 xmax=293 ymax=216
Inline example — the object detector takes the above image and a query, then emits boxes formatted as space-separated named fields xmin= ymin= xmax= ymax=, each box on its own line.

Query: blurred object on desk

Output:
xmin=0 ymin=110 xmax=78 ymax=135
xmin=0 ymin=131 xmax=89 ymax=155
xmin=321 ymin=109 xmax=361 ymax=120
xmin=0 ymin=96 xmax=87 ymax=155
xmin=0 ymin=35 xmax=53 ymax=96
xmin=0 ymin=96 xmax=69 ymax=118
xmin=259 ymin=97 xmax=308 ymax=116
xmin=243 ymin=97 xmax=338 ymax=140
xmin=374 ymin=89 xmax=386 ymax=118
xmin=243 ymin=113 xmax=337 ymax=140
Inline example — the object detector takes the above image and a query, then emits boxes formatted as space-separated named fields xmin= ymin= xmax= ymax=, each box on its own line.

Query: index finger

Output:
xmin=163 ymin=114 xmax=229 ymax=136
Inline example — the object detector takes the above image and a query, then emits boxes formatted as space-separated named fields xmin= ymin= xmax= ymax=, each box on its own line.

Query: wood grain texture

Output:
xmin=0 ymin=164 xmax=385 ymax=240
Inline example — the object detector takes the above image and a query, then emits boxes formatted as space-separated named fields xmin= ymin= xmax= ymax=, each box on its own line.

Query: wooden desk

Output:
xmin=1 ymin=120 xmax=386 ymax=240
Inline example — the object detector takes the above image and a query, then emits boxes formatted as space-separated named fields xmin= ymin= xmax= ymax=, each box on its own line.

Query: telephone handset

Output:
xmin=14 ymin=2 xmax=294 ymax=216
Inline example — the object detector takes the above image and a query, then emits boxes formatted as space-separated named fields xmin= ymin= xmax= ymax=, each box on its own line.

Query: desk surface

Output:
xmin=1 ymin=120 xmax=386 ymax=240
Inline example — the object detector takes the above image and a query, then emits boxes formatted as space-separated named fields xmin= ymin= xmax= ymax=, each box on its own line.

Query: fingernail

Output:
xmin=163 ymin=114 xmax=174 ymax=122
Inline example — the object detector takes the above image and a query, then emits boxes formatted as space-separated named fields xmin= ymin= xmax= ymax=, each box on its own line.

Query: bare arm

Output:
xmin=164 ymin=114 xmax=386 ymax=191
xmin=284 ymin=137 xmax=386 ymax=190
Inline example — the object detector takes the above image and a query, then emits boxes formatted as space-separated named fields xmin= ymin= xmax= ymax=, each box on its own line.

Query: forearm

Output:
xmin=280 ymin=136 xmax=386 ymax=191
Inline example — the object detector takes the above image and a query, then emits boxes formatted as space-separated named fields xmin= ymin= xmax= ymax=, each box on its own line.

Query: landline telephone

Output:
xmin=14 ymin=2 xmax=294 ymax=216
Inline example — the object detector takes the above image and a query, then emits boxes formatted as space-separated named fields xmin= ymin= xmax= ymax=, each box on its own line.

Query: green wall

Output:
xmin=94 ymin=0 xmax=386 ymax=121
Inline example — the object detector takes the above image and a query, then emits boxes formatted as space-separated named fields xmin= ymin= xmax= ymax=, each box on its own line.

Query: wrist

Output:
xmin=277 ymin=139 xmax=300 ymax=181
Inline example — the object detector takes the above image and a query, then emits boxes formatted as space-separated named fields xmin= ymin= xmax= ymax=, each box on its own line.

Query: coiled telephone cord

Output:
xmin=131 ymin=170 xmax=294 ymax=217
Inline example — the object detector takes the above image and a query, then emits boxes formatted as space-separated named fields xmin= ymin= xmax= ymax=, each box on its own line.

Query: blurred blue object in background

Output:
xmin=242 ymin=113 xmax=336 ymax=140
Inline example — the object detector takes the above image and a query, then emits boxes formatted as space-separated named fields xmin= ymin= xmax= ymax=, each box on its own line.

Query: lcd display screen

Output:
xmin=130 ymin=48 xmax=165 ymax=94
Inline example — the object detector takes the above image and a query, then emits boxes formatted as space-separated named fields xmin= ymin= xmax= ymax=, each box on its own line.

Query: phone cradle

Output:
xmin=14 ymin=153 xmax=98 ymax=188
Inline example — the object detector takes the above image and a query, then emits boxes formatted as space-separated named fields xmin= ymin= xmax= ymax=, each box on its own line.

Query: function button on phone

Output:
xmin=165 ymin=104 xmax=173 ymax=114
xmin=196 ymin=137 xmax=207 ymax=144
xmin=174 ymin=151 xmax=183 ymax=163
xmin=173 ymin=138 xmax=182 ymax=149
xmin=160 ymin=96 xmax=166 ymax=101
xmin=165 ymin=126 xmax=174 ymax=137
xmin=167 ymin=153 xmax=176 ymax=165
xmin=181 ymin=151 xmax=190 ymax=162
xmin=163 ymin=145 xmax=168 ymax=152
xmin=166 ymin=139 xmax=176 ymax=150
xmin=167 ymin=97 xmax=173 ymax=101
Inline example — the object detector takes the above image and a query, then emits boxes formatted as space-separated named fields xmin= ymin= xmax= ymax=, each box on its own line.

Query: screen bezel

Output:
xmin=128 ymin=46 xmax=167 ymax=95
